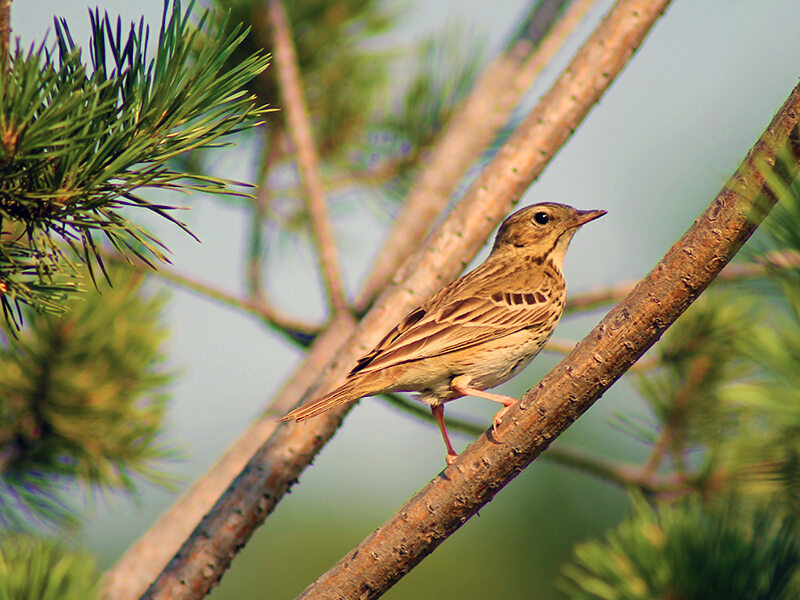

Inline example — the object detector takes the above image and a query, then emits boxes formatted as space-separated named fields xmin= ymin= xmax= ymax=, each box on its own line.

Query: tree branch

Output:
xmin=354 ymin=0 xmax=598 ymax=311
xmin=266 ymin=0 xmax=348 ymax=314
xmin=0 ymin=0 xmax=10 ymax=66
xmin=544 ymin=337 xmax=656 ymax=370
xmin=138 ymin=2 xmax=673 ymax=598
xmin=296 ymin=82 xmax=800 ymax=600
xmin=104 ymin=251 xmax=320 ymax=345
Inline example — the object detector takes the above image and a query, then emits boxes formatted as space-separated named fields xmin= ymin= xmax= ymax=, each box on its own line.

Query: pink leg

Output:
xmin=451 ymin=375 xmax=517 ymax=437
xmin=431 ymin=404 xmax=458 ymax=465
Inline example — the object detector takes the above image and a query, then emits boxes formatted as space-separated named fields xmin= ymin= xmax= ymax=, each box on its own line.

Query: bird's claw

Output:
xmin=492 ymin=403 xmax=515 ymax=439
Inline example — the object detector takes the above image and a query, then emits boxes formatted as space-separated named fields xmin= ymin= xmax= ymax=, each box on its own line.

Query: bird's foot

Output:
xmin=492 ymin=401 xmax=517 ymax=438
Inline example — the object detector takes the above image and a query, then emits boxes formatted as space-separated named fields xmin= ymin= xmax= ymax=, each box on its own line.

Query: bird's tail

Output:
xmin=279 ymin=374 xmax=389 ymax=422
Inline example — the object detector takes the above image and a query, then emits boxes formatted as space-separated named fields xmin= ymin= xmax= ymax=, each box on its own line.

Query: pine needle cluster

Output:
xmin=0 ymin=0 xmax=270 ymax=327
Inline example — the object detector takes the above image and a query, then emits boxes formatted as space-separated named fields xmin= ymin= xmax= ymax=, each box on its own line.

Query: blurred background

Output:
xmin=9 ymin=0 xmax=800 ymax=598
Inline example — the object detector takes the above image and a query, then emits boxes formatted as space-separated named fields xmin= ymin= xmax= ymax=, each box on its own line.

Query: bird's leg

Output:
xmin=431 ymin=404 xmax=459 ymax=465
xmin=450 ymin=375 xmax=517 ymax=437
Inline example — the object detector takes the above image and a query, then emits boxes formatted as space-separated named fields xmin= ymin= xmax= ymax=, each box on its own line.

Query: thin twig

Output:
xmin=246 ymin=134 xmax=283 ymax=299
xmin=355 ymin=0 xmax=598 ymax=311
xmin=380 ymin=393 xmax=688 ymax=494
xmin=103 ymin=251 xmax=320 ymax=344
xmin=296 ymin=79 xmax=800 ymax=600
xmin=139 ymin=2 xmax=676 ymax=597
xmin=266 ymin=0 xmax=348 ymax=314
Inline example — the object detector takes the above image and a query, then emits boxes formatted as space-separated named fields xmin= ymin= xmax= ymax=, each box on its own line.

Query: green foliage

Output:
xmin=559 ymin=499 xmax=800 ymax=600
xmin=0 ymin=265 xmax=173 ymax=529
xmin=0 ymin=535 xmax=98 ymax=600
xmin=0 ymin=0 xmax=270 ymax=326
xmin=725 ymin=318 xmax=800 ymax=514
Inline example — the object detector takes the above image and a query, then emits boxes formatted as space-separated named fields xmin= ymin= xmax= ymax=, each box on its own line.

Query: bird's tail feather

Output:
xmin=280 ymin=375 xmax=387 ymax=422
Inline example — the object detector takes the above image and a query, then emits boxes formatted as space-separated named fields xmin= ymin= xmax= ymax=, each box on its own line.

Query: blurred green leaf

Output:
xmin=0 ymin=535 xmax=98 ymax=600
xmin=0 ymin=264 xmax=175 ymax=529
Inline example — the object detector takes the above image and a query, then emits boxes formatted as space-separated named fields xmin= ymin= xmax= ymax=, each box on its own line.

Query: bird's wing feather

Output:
xmin=350 ymin=282 xmax=560 ymax=375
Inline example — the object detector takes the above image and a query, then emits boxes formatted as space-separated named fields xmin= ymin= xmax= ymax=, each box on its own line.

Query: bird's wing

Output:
xmin=350 ymin=282 xmax=561 ymax=376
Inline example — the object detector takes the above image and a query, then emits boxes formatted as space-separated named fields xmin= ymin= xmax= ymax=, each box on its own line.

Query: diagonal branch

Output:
xmin=102 ymin=251 xmax=320 ymax=344
xmin=266 ymin=0 xmax=348 ymax=314
xmin=139 ymin=2 xmax=673 ymax=598
xmin=355 ymin=0 xmax=598 ymax=310
xmin=296 ymin=82 xmax=800 ymax=600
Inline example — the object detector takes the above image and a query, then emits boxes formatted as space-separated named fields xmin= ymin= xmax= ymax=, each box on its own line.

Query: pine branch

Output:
xmin=544 ymin=337 xmax=657 ymax=370
xmin=0 ymin=1 xmax=269 ymax=325
xmin=355 ymin=0 xmax=598 ymax=310
xmin=137 ymin=2 xmax=673 ymax=598
xmin=294 ymin=81 xmax=800 ymax=600
xmin=0 ymin=264 xmax=175 ymax=529
xmin=639 ymin=355 xmax=711 ymax=478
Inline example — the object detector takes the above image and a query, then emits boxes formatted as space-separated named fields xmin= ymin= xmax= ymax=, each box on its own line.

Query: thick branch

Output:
xmin=297 ymin=83 xmax=800 ymax=600
xmin=355 ymin=0 xmax=598 ymax=310
xmin=266 ymin=0 xmax=348 ymax=314
xmin=139 ymin=2 xmax=672 ymax=598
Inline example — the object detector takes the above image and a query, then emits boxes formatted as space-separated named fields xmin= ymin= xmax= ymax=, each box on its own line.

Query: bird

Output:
xmin=281 ymin=202 xmax=606 ymax=464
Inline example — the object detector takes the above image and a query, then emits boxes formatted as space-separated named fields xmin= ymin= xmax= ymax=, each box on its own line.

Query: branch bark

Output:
xmin=355 ymin=0 xmax=598 ymax=310
xmin=266 ymin=0 xmax=348 ymax=314
xmin=0 ymin=0 xmax=10 ymax=65
xmin=139 ymin=2 xmax=672 ymax=598
xmin=296 ymin=82 xmax=800 ymax=600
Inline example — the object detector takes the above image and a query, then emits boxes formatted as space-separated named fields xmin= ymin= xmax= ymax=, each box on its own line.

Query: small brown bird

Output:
xmin=281 ymin=203 xmax=605 ymax=464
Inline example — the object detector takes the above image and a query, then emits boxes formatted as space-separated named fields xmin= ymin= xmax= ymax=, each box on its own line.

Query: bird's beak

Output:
xmin=569 ymin=209 xmax=607 ymax=228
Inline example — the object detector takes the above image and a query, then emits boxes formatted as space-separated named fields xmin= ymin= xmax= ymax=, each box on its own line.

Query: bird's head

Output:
xmin=491 ymin=203 xmax=606 ymax=269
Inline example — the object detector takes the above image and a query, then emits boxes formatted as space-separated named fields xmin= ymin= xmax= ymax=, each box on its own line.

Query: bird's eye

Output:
xmin=533 ymin=212 xmax=549 ymax=225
